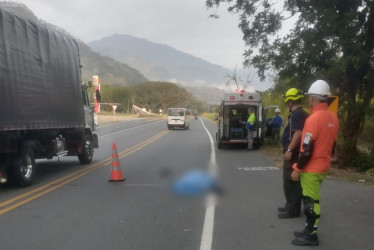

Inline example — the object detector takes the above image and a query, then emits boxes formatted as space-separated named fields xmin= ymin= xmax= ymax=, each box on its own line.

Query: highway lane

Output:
xmin=0 ymin=118 xmax=210 ymax=250
xmin=0 ymin=118 xmax=166 ymax=201
xmin=0 ymin=117 xmax=373 ymax=250
xmin=202 ymin=120 xmax=374 ymax=250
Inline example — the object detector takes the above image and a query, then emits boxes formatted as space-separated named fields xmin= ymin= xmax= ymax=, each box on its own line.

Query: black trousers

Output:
xmin=282 ymin=159 xmax=302 ymax=214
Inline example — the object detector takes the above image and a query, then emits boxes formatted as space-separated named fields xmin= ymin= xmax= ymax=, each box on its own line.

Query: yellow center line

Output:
xmin=0 ymin=161 xmax=108 ymax=209
xmin=0 ymin=129 xmax=168 ymax=216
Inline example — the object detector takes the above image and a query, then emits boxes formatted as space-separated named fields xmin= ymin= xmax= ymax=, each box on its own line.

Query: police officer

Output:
xmin=278 ymin=88 xmax=309 ymax=218
xmin=291 ymin=80 xmax=339 ymax=246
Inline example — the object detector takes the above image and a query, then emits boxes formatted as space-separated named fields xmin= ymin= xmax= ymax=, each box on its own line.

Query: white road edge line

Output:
xmin=199 ymin=118 xmax=218 ymax=250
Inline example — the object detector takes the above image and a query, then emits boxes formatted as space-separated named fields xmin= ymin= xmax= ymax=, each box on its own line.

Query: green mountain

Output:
xmin=0 ymin=2 xmax=147 ymax=86
xmin=88 ymin=34 xmax=231 ymax=87
xmin=78 ymin=42 xmax=147 ymax=86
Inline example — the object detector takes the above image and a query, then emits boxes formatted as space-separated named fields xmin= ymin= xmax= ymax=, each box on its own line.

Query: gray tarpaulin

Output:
xmin=0 ymin=8 xmax=84 ymax=131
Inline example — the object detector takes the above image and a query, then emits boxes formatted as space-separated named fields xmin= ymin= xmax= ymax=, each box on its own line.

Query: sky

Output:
xmin=12 ymin=0 xmax=247 ymax=70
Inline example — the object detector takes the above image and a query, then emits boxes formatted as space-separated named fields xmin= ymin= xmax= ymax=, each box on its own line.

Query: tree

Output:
xmin=91 ymin=85 xmax=131 ymax=113
xmin=206 ymin=0 xmax=374 ymax=167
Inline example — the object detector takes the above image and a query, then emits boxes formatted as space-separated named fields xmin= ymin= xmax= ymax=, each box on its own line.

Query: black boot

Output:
xmin=293 ymin=228 xmax=306 ymax=237
xmin=278 ymin=207 xmax=286 ymax=212
xmin=278 ymin=212 xmax=300 ymax=218
xmin=278 ymin=208 xmax=300 ymax=218
xmin=292 ymin=232 xmax=319 ymax=246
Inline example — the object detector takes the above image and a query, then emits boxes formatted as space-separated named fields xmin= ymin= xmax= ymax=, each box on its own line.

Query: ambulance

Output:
xmin=216 ymin=90 xmax=264 ymax=149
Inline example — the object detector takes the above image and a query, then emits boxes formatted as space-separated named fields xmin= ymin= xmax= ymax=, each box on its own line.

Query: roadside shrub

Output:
xmin=366 ymin=168 xmax=374 ymax=176
xmin=351 ymin=152 xmax=374 ymax=172
xmin=203 ymin=113 xmax=218 ymax=124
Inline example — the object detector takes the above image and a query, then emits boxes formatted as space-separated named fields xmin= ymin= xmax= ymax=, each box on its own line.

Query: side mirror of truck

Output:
xmin=95 ymin=90 xmax=101 ymax=103
xmin=87 ymin=81 xmax=93 ymax=87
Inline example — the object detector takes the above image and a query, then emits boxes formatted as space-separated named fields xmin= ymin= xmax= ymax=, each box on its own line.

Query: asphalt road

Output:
xmin=0 ymin=117 xmax=373 ymax=250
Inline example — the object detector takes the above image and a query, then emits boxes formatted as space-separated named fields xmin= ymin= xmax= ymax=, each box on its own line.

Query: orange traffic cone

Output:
xmin=109 ymin=142 xmax=125 ymax=182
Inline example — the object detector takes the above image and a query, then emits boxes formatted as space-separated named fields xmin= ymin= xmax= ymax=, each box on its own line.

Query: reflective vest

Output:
xmin=247 ymin=113 xmax=256 ymax=125
xmin=247 ymin=113 xmax=256 ymax=130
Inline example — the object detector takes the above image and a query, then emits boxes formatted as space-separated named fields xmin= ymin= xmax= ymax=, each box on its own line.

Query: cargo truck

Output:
xmin=216 ymin=90 xmax=264 ymax=149
xmin=0 ymin=8 xmax=99 ymax=186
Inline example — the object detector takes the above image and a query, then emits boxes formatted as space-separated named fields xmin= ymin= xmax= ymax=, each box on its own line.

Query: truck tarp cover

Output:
xmin=0 ymin=8 xmax=84 ymax=131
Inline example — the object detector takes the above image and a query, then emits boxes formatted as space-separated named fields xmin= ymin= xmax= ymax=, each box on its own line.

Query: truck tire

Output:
xmin=78 ymin=134 xmax=93 ymax=164
xmin=10 ymin=143 xmax=36 ymax=186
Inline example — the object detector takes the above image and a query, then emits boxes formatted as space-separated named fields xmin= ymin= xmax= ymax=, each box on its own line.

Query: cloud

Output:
xmin=13 ymin=0 xmax=246 ymax=68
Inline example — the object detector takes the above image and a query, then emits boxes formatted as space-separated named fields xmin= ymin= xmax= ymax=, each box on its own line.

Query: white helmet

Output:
xmin=308 ymin=80 xmax=331 ymax=97
xmin=275 ymin=108 xmax=280 ymax=113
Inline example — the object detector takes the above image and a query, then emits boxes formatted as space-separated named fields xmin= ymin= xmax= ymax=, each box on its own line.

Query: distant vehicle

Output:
xmin=0 ymin=8 xmax=99 ymax=186
xmin=167 ymin=108 xmax=190 ymax=130
xmin=216 ymin=90 xmax=264 ymax=149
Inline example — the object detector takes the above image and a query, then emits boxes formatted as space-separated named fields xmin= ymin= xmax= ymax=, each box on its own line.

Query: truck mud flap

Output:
xmin=92 ymin=134 xmax=99 ymax=148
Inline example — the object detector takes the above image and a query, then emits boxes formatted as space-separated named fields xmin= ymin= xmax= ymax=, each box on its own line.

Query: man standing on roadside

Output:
xmin=246 ymin=108 xmax=256 ymax=150
xmin=291 ymin=80 xmax=339 ymax=246
xmin=271 ymin=108 xmax=284 ymax=142
xmin=278 ymin=88 xmax=309 ymax=218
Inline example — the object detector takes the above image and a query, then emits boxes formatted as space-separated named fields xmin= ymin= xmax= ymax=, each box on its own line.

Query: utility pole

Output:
xmin=132 ymin=97 xmax=135 ymax=114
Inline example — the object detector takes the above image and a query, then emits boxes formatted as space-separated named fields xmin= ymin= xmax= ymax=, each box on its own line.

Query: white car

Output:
xmin=167 ymin=108 xmax=189 ymax=130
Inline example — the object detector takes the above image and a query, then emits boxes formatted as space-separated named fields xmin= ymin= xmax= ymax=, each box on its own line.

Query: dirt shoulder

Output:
xmin=260 ymin=142 xmax=374 ymax=186
xmin=97 ymin=114 xmax=138 ymax=126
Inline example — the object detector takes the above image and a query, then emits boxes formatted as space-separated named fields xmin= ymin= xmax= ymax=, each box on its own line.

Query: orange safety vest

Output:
xmin=298 ymin=103 xmax=339 ymax=173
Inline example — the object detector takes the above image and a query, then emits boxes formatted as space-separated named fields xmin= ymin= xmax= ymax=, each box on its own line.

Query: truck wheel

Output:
xmin=11 ymin=143 xmax=36 ymax=186
xmin=78 ymin=134 xmax=93 ymax=164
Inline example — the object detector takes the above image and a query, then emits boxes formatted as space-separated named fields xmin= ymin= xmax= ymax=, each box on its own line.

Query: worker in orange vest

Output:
xmin=291 ymin=80 xmax=339 ymax=246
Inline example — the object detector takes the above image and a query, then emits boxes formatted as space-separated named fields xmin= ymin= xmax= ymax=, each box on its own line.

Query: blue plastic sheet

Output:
xmin=172 ymin=170 xmax=216 ymax=197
